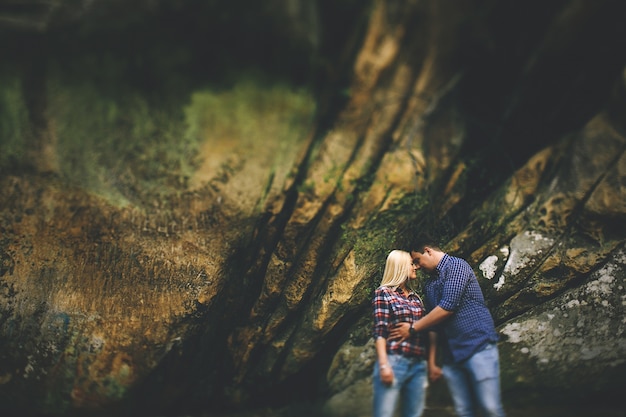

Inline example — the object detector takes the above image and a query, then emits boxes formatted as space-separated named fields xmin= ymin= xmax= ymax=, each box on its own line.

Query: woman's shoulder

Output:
xmin=373 ymin=285 xmax=394 ymax=296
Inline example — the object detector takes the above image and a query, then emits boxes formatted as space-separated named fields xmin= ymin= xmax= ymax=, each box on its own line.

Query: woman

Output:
xmin=372 ymin=249 xmax=433 ymax=417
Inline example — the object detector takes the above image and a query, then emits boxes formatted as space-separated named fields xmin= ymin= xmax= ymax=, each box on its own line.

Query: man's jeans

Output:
xmin=373 ymin=353 xmax=427 ymax=417
xmin=443 ymin=343 xmax=506 ymax=417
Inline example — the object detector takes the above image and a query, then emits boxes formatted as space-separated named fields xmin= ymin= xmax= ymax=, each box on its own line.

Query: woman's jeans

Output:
xmin=373 ymin=353 xmax=427 ymax=417
xmin=442 ymin=343 xmax=506 ymax=417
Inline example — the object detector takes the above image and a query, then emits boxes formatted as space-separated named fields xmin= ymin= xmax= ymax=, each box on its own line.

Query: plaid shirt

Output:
xmin=372 ymin=286 xmax=426 ymax=358
xmin=423 ymin=254 xmax=499 ymax=363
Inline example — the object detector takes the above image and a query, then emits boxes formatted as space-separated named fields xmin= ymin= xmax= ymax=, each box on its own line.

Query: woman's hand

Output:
xmin=380 ymin=365 xmax=394 ymax=385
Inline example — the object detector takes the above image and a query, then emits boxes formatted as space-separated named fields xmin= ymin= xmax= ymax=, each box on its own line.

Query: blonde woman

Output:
xmin=372 ymin=250 xmax=434 ymax=417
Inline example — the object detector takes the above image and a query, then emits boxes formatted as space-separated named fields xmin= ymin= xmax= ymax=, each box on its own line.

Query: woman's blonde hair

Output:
xmin=380 ymin=250 xmax=412 ymax=289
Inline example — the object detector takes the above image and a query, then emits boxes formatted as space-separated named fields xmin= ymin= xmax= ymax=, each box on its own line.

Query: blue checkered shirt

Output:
xmin=423 ymin=254 xmax=498 ymax=363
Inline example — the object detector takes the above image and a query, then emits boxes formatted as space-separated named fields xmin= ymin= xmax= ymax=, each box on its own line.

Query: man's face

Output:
xmin=411 ymin=248 xmax=437 ymax=273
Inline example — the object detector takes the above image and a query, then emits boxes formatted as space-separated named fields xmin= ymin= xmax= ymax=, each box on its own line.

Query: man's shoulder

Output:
xmin=443 ymin=254 xmax=471 ymax=269
xmin=440 ymin=255 xmax=475 ymax=280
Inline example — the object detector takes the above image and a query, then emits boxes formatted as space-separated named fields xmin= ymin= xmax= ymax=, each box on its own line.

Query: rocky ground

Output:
xmin=178 ymin=404 xmax=625 ymax=417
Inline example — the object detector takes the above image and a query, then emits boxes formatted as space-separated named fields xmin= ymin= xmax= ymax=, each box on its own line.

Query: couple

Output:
xmin=371 ymin=239 xmax=506 ymax=417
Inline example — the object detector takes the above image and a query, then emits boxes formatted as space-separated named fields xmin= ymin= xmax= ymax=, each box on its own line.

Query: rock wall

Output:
xmin=0 ymin=0 xmax=625 ymax=415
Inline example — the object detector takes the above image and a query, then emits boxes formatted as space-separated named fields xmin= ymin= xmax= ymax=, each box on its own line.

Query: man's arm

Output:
xmin=428 ymin=331 xmax=442 ymax=381
xmin=388 ymin=306 xmax=453 ymax=341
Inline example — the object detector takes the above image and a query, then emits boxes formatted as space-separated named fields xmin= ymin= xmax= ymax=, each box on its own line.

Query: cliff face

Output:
xmin=0 ymin=0 xmax=625 ymax=415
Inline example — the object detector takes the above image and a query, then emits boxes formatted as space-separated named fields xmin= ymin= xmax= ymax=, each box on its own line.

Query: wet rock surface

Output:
xmin=1 ymin=0 xmax=625 ymax=416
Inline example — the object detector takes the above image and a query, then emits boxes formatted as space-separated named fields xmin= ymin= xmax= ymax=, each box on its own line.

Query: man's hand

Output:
xmin=389 ymin=322 xmax=411 ymax=341
xmin=428 ymin=364 xmax=443 ymax=382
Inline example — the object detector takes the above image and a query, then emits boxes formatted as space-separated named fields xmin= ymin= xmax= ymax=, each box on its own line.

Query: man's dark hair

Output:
xmin=409 ymin=235 xmax=442 ymax=253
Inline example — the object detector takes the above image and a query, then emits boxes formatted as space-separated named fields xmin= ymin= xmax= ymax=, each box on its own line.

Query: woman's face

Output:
xmin=407 ymin=258 xmax=418 ymax=280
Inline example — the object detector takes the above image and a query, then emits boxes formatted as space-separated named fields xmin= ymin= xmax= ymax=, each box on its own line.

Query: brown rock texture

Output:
xmin=0 ymin=0 xmax=625 ymax=415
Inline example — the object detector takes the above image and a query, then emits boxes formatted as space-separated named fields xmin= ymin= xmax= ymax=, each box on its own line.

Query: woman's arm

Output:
xmin=375 ymin=337 xmax=394 ymax=385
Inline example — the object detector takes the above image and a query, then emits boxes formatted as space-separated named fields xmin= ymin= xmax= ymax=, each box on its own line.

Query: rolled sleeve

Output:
xmin=372 ymin=288 xmax=391 ymax=339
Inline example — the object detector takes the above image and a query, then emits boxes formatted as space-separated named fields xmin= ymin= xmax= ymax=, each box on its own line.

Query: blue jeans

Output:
xmin=373 ymin=353 xmax=427 ymax=417
xmin=442 ymin=343 xmax=506 ymax=417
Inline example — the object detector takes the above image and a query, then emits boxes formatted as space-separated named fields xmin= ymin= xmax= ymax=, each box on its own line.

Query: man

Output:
xmin=389 ymin=239 xmax=506 ymax=417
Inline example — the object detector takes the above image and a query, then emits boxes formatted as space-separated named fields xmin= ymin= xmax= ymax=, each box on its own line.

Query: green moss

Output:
xmin=0 ymin=72 xmax=31 ymax=169
xmin=184 ymin=77 xmax=315 ymax=213
xmin=100 ymin=374 xmax=131 ymax=401
xmin=1 ymin=36 xmax=316 ymax=209
xmin=183 ymin=78 xmax=315 ymax=153
xmin=297 ymin=180 xmax=316 ymax=195
xmin=347 ymin=191 xmax=430 ymax=290
xmin=47 ymin=69 xmax=195 ymax=207
xmin=43 ymin=58 xmax=315 ymax=208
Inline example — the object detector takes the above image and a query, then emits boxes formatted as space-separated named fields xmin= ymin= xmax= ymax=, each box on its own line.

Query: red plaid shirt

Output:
xmin=372 ymin=286 xmax=426 ymax=358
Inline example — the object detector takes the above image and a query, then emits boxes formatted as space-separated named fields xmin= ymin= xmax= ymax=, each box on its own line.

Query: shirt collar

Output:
xmin=395 ymin=286 xmax=414 ymax=296
xmin=435 ymin=253 xmax=451 ymax=275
